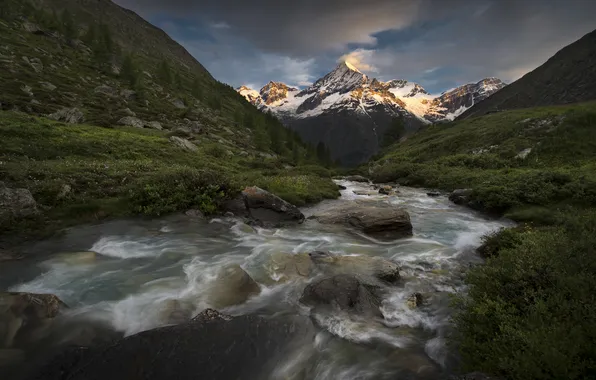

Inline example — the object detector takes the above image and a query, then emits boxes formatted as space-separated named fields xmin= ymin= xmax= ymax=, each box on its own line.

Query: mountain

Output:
xmin=238 ymin=63 xmax=505 ymax=165
xmin=459 ymin=29 xmax=596 ymax=119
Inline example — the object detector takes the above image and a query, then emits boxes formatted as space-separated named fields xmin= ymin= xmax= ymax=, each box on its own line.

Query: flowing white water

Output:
xmin=1 ymin=181 xmax=512 ymax=379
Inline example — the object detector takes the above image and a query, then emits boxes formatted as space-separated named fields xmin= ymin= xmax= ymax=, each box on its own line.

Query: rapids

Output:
xmin=0 ymin=181 xmax=512 ymax=379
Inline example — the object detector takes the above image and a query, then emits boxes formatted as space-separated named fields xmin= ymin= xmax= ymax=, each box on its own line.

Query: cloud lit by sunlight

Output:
xmin=338 ymin=49 xmax=378 ymax=72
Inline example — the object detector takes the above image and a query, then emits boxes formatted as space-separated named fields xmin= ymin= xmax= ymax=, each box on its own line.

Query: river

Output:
xmin=0 ymin=180 xmax=512 ymax=379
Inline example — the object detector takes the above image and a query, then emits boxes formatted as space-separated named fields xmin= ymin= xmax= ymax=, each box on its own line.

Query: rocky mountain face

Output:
xmin=459 ymin=28 xmax=596 ymax=119
xmin=239 ymin=62 xmax=505 ymax=165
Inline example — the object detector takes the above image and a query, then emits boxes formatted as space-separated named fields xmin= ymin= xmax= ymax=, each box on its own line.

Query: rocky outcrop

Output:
xmin=309 ymin=251 xmax=401 ymax=284
xmin=169 ymin=136 xmax=198 ymax=152
xmin=0 ymin=182 xmax=38 ymax=223
xmin=48 ymin=107 xmax=84 ymax=124
xmin=312 ymin=200 xmax=412 ymax=239
xmin=30 ymin=310 xmax=315 ymax=380
xmin=240 ymin=186 xmax=305 ymax=226
xmin=205 ymin=265 xmax=260 ymax=309
xmin=117 ymin=116 xmax=144 ymax=128
xmin=299 ymin=274 xmax=383 ymax=318
xmin=145 ymin=121 xmax=162 ymax=130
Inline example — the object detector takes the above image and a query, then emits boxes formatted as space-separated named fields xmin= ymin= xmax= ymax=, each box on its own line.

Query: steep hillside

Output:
xmin=368 ymin=102 xmax=596 ymax=380
xmin=459 ymin=29 xmax=596 ymax=119
xmin=239 ymin=63 xmax=504 ymax=165
xmin=0 ymin=0 xmax=338 ymax=243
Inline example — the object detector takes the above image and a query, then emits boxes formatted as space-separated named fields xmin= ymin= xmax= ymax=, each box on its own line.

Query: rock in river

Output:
xmin=309 ymin=251 xmax=401 ymax=285
xmin=240 ymin=186 xmax=305 ymax=227
xmin=300 ymin=274 xmax=383 ymax=318
xmin=29 ymin=309 xmax=315 ymax=380
xmin=205 ymin=265 xmax=260 ymax=309
xmin=312 ymin=200 xmax=412 ymax=240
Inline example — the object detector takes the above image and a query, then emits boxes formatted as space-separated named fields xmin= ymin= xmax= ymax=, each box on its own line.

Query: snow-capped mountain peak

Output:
xmin=307 ymin=61 xmax=368 ymax=94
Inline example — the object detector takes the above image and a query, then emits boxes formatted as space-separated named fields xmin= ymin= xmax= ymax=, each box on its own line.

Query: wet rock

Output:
xmin=352 ymin=190 xmax=377 ymax=196
xmin=191 ymin=308 xmax=232 ymax=323
xmin=300 ymin=274 xmax=383 ymax=318
xmin=145 ymin=121 xmax=162 ymax=130
xmin=39 ymin=82 xmax=57 ymax=91
xmin=406 ymin=293 xmax=424 ymax=308
xmin=337 ymin=184 xmax=347 ymax=190
xmin=0 ymin=292 xmax=67 ymax=349
xmin=54 ymin=251 xmax=96 ymax=265
xmin=0 ymin=182 xmax=38 ymax=222
xmin=426 ymin=191 xmax=441 ymax=197
xmin=241 ymin=186 xmax=305 ymax=226
xmin=169 ymin=136 xmax=198 ymax=152
xmin=184 ymin=209 xmax=204 ymax=218
xmin=205 ymin=265 xmax=260 ymax=309
xmin=117 ymin=116 xmax=144 ymax=128
xmin=378 ymin=185 xmax=394 ymax=195
xmin=31 ymin=312 xmax=314 ymax=380
xmin=312 ymin=200 xmax=413 ymax=240
xmin=222 ymin=195 xmax=250 ymax=218
xmin=266 ymin=252 xmax=314 ymax=282
xmin=449 ymin=189 xmax=473 ymax=205
xmin=345 ymin=175 xmax=370 ymax=183
xmin=310 ymin=252 xmax=401 ymax=284
xmin=48 ymin=107 xmax=84 ymax=124
xmin=157 ymin=299 xmax=192 ymax=325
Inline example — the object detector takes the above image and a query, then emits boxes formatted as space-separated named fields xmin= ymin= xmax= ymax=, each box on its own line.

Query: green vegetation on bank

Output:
xmin=370 ymin=102 xmax=596 ymax=379
xmin=0 ymin=111 xmax=339 ymax=241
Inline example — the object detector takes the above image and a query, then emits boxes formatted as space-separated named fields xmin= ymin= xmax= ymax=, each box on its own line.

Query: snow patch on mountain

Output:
xmin=237 ymin=63 xmax=506 ymax=124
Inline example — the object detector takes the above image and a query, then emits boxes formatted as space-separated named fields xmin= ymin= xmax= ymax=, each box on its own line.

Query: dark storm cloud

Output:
xmin=114 ymin=0 xmax=596 ymax=92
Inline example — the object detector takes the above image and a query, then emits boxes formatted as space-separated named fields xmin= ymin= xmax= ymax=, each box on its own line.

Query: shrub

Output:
xmin=128 ymin=167 xmax=229 ymax=216
xmin=453 ymin=212 xmax=596 ymax=380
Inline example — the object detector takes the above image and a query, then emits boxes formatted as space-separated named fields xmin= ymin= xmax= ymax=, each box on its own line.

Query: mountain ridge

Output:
xmin=238 ymin=62 xmax=505 ymax=165
xmin=458 ymin=28 xmax=596 ymax=119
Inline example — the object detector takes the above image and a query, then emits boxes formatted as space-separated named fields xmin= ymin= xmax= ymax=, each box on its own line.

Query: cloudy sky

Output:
xmin=114 ymin=0 xmax=595 ymax=93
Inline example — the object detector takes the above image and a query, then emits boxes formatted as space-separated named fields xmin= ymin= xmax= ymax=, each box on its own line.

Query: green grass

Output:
xmin=0 ymin=111 xmax=338 ymax=242
xmin=371 ymin=102 xmax=596 ymax=379
xmin=370 ymin=102 xmax=596 ymax=220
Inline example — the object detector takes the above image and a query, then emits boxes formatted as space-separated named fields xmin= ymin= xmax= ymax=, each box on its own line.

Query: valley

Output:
xmin=1 ymin=1 xmax=596 ymax=380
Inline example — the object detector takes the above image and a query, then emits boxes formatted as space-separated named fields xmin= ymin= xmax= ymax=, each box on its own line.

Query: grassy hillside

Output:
xmin=369 ymin=103 xmax=596 ymax=379
xmin=0 ymin=0 xmax=339 ymax=243
xmin=371 ymin=101 xmax=596 ymax=223
xmin=0 ymin=111 xmax=339 ymax=241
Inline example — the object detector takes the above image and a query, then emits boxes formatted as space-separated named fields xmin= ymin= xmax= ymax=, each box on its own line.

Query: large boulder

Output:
xmin=312 ymin=200 xmax=412 ymax=239
xmin=0 ymin=182 xmax=38 ymax=223
xmin=30 ymin=310 xmax=315 ymax=380
xmin=48 ymin=107 xmax=84 ymax=124
xmin=309 ymin=251 xmax=401 ymax=284
xmin=169 ymin=136 xmax=198 ymax=152
xmin=205 ymin=265 xmax=260 ymax=309
xmin=449 ymin=189 xmax=473 ymax=205
xmin=0 ymin=292 xmax=67 ymax=349
xmin=345 ymin=175 xmax=370 ymax=183
xmin=265 ymin=252 xmax=314 ymax=283
xmin=241 ymin=186 xmax=305 ymax=226
xmin=299 ymin=275 xmax=383 ymax=318
xmin=117 ymin=116 xmax=144 ymax=128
